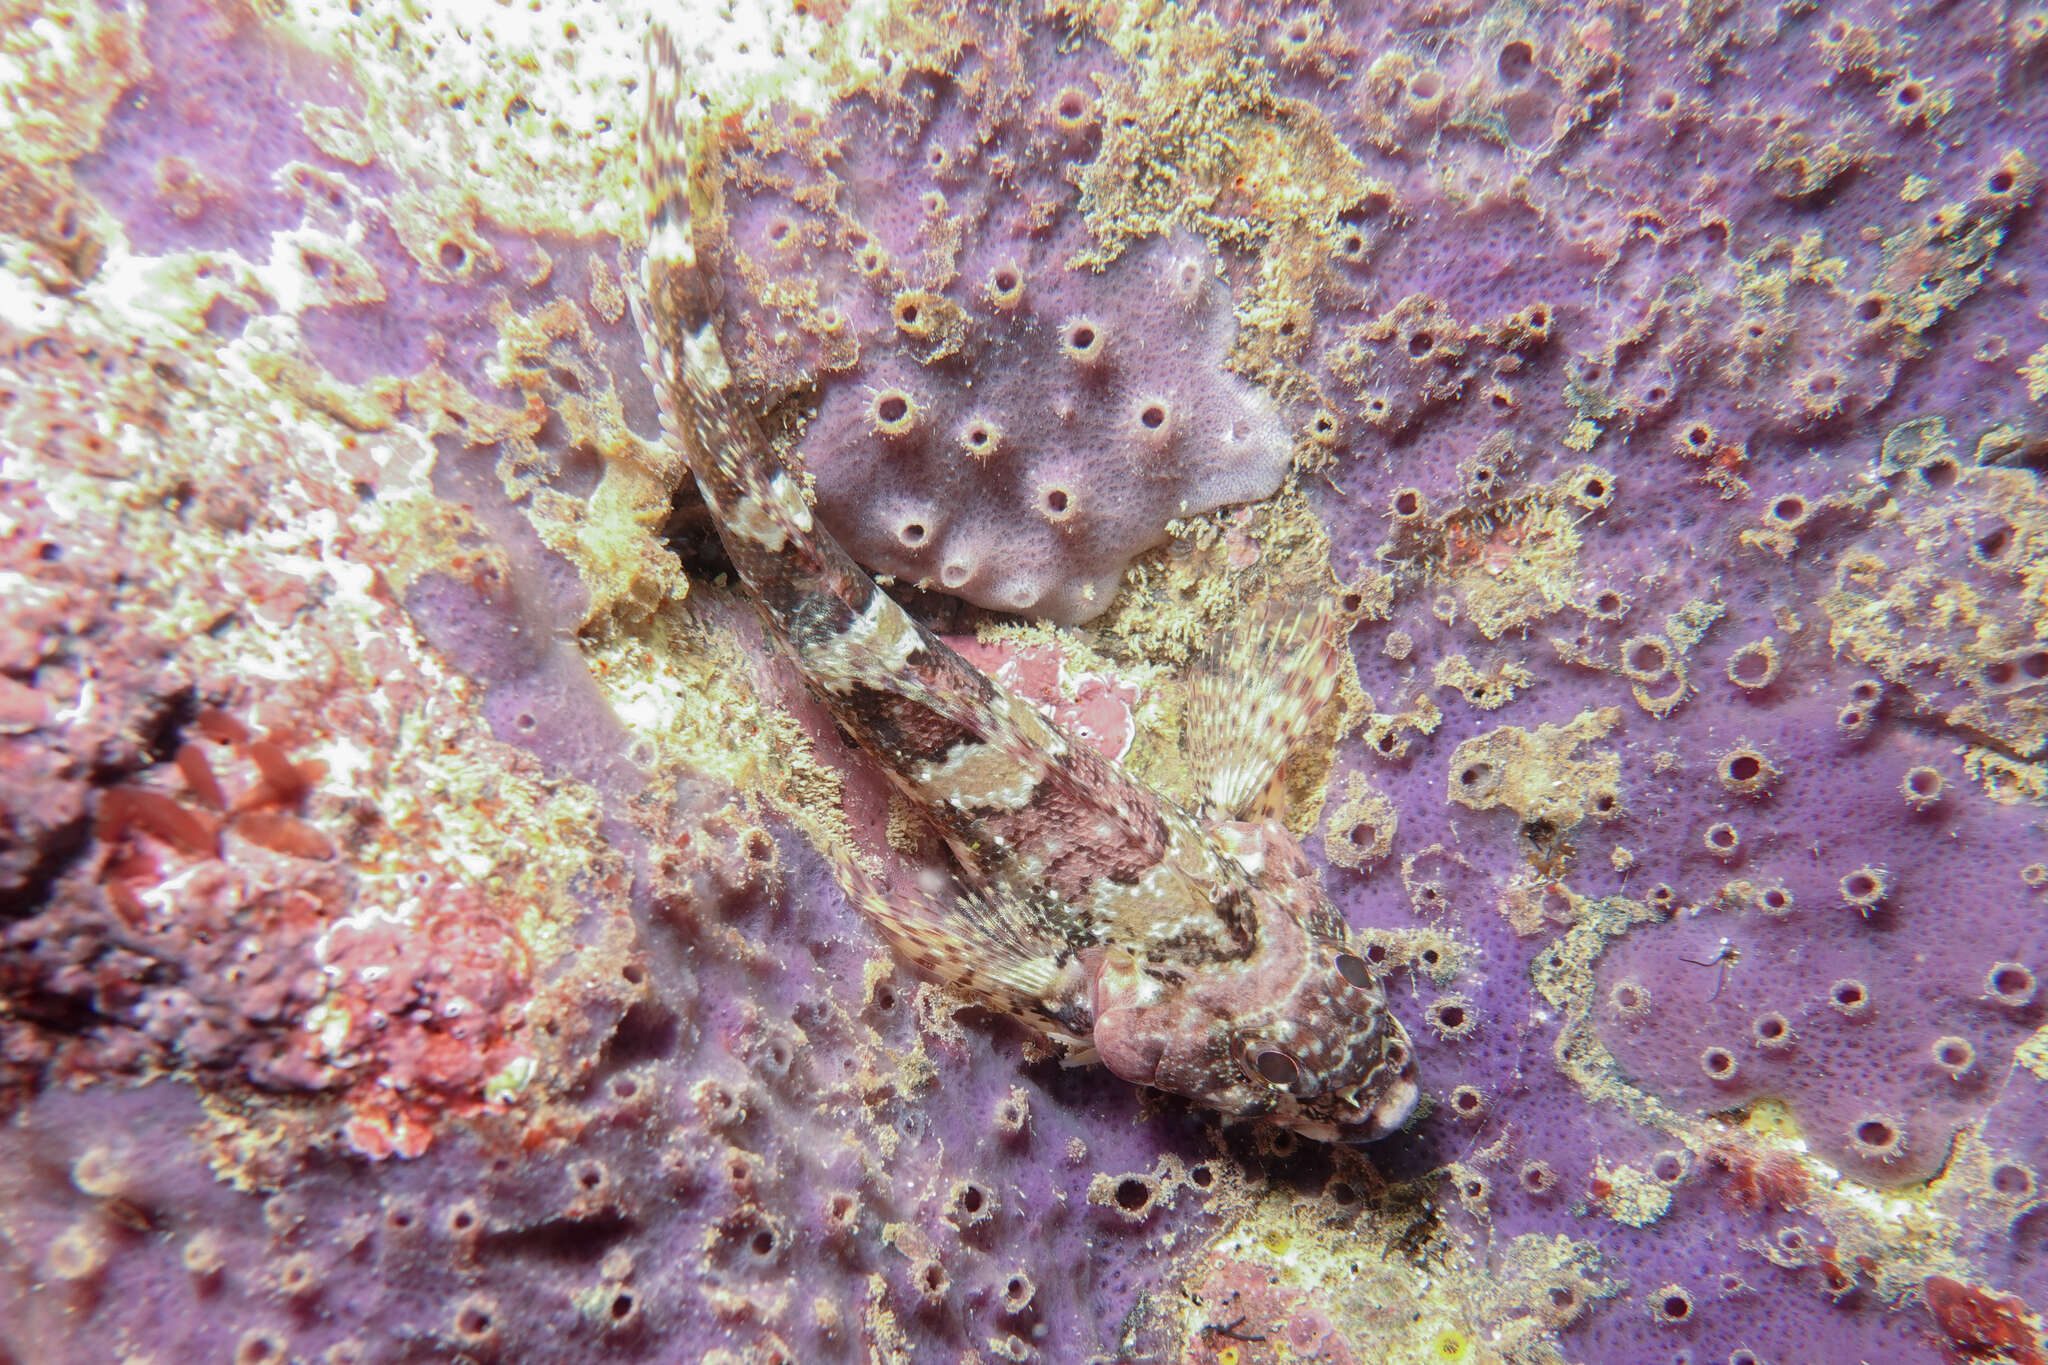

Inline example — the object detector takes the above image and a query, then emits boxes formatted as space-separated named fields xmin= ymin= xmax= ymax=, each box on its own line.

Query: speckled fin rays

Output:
xmin=1184 ymin=595 xmax=1346 ymax=822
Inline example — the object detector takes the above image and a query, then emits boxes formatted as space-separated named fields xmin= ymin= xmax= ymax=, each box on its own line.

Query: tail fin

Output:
xmin=641 ymin=20 xmax=833 ymax=581
xmin=640 ymin=21 xmax=734 ymax=467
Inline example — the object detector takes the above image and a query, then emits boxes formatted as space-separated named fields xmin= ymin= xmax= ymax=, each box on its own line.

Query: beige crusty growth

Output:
xmin=639 ymin=22 xmax=1418 ymax=1142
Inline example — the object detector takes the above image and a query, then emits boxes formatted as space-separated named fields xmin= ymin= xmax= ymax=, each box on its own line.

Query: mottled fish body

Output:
xmin=640 ymin=24 xmax=1418 ymax=1142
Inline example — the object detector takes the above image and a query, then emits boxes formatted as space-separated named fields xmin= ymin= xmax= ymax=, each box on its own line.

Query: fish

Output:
xmin=638 ymin=24 xmax=1420 ymax=1143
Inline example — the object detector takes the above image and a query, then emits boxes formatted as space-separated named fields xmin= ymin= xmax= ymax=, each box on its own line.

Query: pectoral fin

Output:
xmin=1182 ymin=593 xmax=1345 ymax=821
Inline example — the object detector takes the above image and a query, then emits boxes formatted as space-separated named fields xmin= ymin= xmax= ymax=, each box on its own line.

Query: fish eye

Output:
xmin=1252 ymin=1048 xmax=1300 ymax=1087
xmin=1335 ymin=952 xmax=1373 ymax=988
xmin=1384 ymin=1040 xmax=1408 ymax=1069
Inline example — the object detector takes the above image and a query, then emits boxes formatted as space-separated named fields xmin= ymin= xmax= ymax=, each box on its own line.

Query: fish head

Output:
xmin=1089 ymin=824 xmax=1420 ymax=1142
xmin=1223 ymin=930 xmax=1421 ymax=1143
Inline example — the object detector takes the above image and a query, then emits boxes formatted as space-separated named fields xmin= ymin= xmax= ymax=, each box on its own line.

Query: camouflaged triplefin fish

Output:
xmin=640 ymin=27 xmax=1419 ymax=1143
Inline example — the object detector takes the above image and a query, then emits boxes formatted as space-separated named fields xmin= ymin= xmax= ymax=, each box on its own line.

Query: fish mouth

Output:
xmin=1318 ymin=1070 xmax=1421 ymax=1145
xmin=1353 ymin=1069 xmax=1422 ymax=1141
xmin=1273 ymin=1069 xmax=1423 ymax=1145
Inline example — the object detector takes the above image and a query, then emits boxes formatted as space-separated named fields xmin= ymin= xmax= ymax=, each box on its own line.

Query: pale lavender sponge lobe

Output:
xmin=804 ymin=232 xmax=1292 ymax=623
xmin=696 ymin=17 xmax=1296 ymax=624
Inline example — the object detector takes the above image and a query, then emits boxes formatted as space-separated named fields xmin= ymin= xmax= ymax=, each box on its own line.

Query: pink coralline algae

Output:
xmin=1 ymin=0 xmax=2046 ymax=1362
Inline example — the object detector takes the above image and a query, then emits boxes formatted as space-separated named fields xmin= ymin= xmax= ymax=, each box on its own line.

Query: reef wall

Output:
xmin=1 ymin=0 xmax=2044 ymax=1362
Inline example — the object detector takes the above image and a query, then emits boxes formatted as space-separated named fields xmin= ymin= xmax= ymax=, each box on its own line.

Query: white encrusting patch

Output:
xmin=913 ymin=740 xmax=1043 ymax=812
xmin=799 ymin=589 xmax=921 ymax=695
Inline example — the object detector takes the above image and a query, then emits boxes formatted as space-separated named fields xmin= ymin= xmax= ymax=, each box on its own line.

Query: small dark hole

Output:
xmin=1497 ymin=39 xmax=1534 ymax=82
xmin=1994 ymin=966 xmax=2034 ymax=998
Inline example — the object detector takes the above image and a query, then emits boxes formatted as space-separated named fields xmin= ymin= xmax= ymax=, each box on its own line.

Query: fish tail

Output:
xmin=640 ymin=23 xmax=763 ymax=515
xmin=640 ymin=22 xmax=885 ymax=637
xmin=638 ymin=23 xmax=1063 ymax=854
